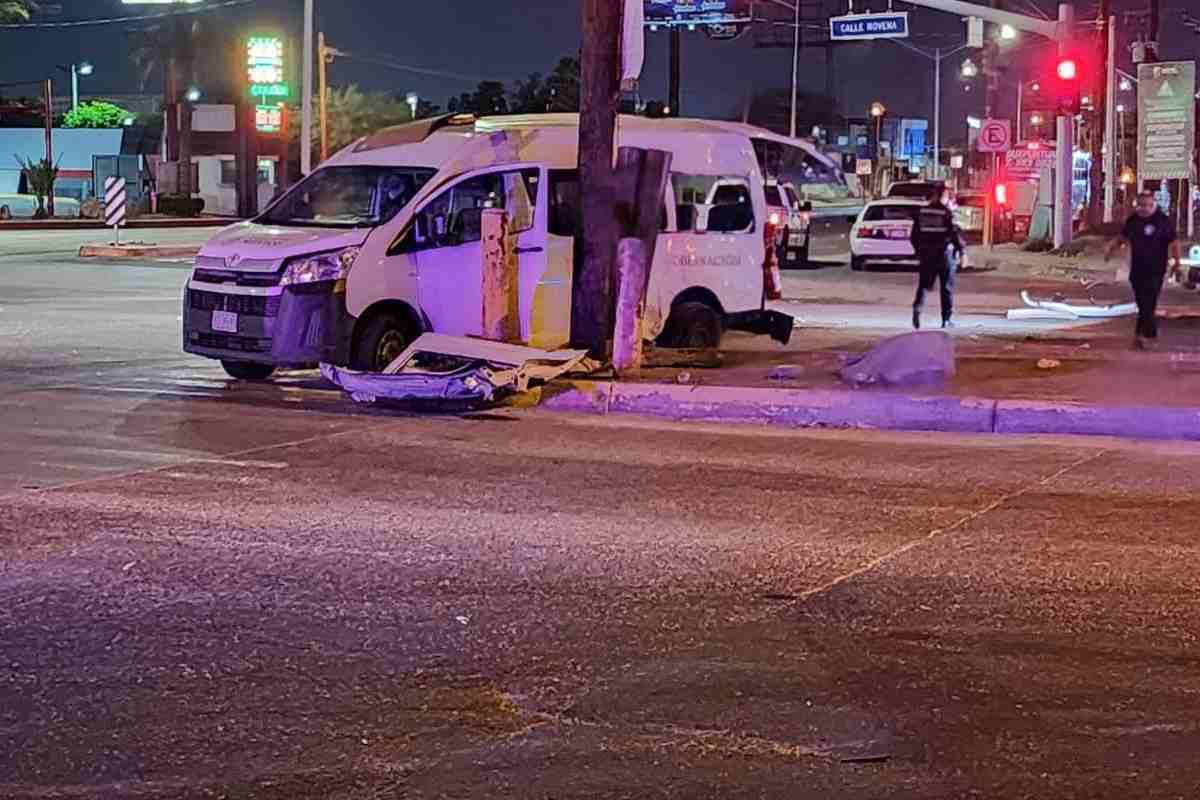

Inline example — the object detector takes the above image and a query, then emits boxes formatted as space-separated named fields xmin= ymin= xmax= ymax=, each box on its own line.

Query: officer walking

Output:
xmin=909 ymin=187 xmax=965 ymax=329
xmin=1105 ymin=190 xmax=1183 ymax=349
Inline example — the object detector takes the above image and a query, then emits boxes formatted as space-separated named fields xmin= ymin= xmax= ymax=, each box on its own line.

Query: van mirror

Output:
xmin=801 ymin=201 xmax=813 ymax=212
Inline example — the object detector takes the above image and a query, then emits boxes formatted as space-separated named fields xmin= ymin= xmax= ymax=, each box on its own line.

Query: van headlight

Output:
xmin=280 ymin=247 xmax=360 ymax=286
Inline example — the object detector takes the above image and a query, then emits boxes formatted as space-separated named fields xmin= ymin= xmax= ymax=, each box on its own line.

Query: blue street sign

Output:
xmin=829 ymin=12 xmax=910 ymax=41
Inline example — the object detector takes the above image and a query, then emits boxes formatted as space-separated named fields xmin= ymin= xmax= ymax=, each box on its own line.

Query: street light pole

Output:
xmin=933 ymin=48 xmax=941 ymax=179
xmin=301 ymin=0 xmax=314 ymax=175
xmin=789 ymin=0 xmax=800 ymax=138
xmin=71 ymin=64 xmax=79 ymax=111
xmin=1102 ymin=13 xmax=1117 ymax=223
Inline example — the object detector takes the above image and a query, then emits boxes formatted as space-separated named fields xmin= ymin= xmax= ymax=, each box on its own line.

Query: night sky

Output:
xmin=1 ymin=0 xmax=1196 ymax=146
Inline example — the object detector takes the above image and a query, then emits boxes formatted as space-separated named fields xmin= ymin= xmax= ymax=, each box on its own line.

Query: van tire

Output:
xmin=352 ymin=312 xmax=413 ymax=372
xmin=657 ymin=301 xmax=723 ymax=349
xmin=850 ymin=256 xmax=866 ymax=271
xmin=221 ymin=360 xmax=275 ymax=381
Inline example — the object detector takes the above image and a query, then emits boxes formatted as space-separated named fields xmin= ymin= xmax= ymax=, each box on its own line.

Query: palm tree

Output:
xmin=129 ymin=17 xmax=215 ymax=196
xmin=0 ymin=1 xmax=37 ymax=23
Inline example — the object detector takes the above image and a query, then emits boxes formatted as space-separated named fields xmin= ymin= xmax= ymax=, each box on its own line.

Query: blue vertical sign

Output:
xmin=829 ymin=12 xmax=910 ymax=41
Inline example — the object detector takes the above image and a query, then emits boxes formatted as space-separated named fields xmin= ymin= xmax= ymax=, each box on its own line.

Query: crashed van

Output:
xmin=184 ymin=113 xmax=782 ymax=380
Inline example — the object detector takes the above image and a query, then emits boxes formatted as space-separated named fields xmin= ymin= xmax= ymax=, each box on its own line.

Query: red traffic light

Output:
xmin=1056 ymin=58 xmax=1078 ymax=81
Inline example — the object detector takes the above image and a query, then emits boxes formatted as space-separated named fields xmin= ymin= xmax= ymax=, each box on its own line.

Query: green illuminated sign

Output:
xmin=247 ymin=35 xmax=289 ymax=132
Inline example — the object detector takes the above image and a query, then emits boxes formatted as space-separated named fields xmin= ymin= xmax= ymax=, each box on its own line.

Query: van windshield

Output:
xmin=259 ymin=165 xmax=436 ymax=228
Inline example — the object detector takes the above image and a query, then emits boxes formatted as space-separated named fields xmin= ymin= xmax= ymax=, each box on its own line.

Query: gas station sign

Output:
xmin=246 ymin=35 xmax=288 ymax=134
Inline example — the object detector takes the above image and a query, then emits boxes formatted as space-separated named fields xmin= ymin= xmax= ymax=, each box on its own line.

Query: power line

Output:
xmin=333 ymin=51 xmax=493 ymax=86
xmin=0 ymin=0 xmax=254 ymax=28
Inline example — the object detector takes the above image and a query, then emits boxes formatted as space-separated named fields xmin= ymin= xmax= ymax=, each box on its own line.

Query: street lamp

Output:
xmin=960 ymin=58 xmax=978 ymax=79
xmin=185 ymin=87 xmax=201 ymax=103
xmin=870 ymin=102 xmax=887 ymax=197
xmin=999 ymin=23 xmax=1017 ymax=41
xmin=406 ymin=92 xmax=418 ymax=120
xmin=56 ymin=61 xmax=94 ymax=111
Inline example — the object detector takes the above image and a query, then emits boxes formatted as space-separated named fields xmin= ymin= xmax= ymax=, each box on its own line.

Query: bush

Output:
xmin=157 ymin=194 xmax=205 ymax=217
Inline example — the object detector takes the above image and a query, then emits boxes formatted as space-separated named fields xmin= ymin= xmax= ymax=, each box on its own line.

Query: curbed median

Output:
xmin=78 ymin=243 xmax=200 ymax=259
xmin=536 ymin=380 xmax=1200 ymax=442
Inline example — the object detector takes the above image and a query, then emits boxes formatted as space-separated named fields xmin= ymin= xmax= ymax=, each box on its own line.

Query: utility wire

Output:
xmin=0 ymin=0 xmax=254 ymax=28
xmin=333 ymin=51 xmax=493 ymax=86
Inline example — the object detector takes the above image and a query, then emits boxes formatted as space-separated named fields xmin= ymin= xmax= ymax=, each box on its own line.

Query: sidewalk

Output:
xmin=536 ymin=305 xmax=1200 ymax=442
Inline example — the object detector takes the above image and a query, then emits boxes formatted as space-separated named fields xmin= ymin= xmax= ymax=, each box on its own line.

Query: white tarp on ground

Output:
xmin=321 ymin=333 xmax=590 ymax=405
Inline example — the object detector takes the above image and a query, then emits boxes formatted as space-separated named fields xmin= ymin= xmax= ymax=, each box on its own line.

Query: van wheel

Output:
xmin=352 ymin=312 xmax=412 ymax=372
xmin=657 ymin=302 xmax=723 ymax=349
xmin=850 ymin=256 xmax=866 ymax=271
xmin=221 ymin=360 xmax=275 ymax=381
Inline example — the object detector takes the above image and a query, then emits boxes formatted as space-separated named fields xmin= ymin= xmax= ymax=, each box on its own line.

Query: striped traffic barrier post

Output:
xmin=103 ymin=176 xmax=127 ymax=245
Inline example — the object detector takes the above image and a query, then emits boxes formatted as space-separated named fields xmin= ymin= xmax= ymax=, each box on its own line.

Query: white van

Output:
xmin=184 ymin=113 xmax=786 ymax=379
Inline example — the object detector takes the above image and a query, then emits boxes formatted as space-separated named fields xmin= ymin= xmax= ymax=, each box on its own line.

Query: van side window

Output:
xmin=548 ymin=169 xmax=579 ymax=237
xmin=670 ymin=174 xmax=756 ymax=234
xmin=407 ymin=167 xmax=539 ymax=251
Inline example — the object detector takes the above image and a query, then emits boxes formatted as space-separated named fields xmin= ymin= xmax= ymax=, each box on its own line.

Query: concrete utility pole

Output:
xmin=573 ymin=0 xmax=623 ymax=355
xmin=668 ymin=26 xmax=681 ymax=116
xmin=1103 ymin=13 xmax=1117 ymax=223
xmin=301 ymin=0 xmax=314 ymax=175
xmin=317 ymin=32 xmax=343 ymax=163
xmin=1087 ymin=1 xmax=1109 ymax=229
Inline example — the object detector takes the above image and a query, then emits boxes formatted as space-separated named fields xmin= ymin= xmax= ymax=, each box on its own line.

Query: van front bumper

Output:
xmin=182 ymin=280 xmax=355 ymax=368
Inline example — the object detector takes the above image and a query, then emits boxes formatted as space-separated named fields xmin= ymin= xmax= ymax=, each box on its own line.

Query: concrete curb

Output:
xmin=78 ymin=244 xmax=200 ymax=259
xmin=2 ymin=218 xmax=236 ymax=231
xmin=539 ymin=380 xmax=1200 ymax=442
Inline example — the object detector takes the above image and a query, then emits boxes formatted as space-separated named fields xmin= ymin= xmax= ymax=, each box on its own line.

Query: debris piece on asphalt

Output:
xmin=839 ymin=331 xmax=955 ymax=388
xmin=321 ymin=333 xmax=589 ymax=407
xmin=840 ymin=754 xmax=891 ymax=764
xmin=1007 ymin=288 xmax=1136 ymax=321
xmin=676 ymin=371 xmax=692 ymax=384
xmin=1037 ymin=358 xmax=1062 ymax=370
xmin=1079 ymin=343 xmax=1091 ymax=350
xmin=767 ymin=364 xmax=803 ymax=381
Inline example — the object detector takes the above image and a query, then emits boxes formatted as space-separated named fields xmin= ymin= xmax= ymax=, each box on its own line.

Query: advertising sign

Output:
xmin=644 ymin=0 xmax=751 ymax=24
xmin=829 ymin=12 xmax=910 ymax=41
xmin=247 ymin=35 xmax=288 ymax=134
xmin=1138 ymin=61 xmax=1196 ymax=181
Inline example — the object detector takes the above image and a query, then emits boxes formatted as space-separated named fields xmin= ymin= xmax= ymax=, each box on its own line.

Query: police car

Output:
xmin=848 ymin=198 xmax=924 ymax=271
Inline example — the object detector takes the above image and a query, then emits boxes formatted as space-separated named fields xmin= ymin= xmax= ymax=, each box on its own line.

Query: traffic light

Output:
xmin=994 ymin=182 xmax=1008 ymax=207
xmin=1054 ymin=56 xmax=1082 ymax=115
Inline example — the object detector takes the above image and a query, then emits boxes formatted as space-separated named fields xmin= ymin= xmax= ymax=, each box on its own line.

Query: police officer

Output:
xmin=909 ymin=187 xmax=965 ymax=329
xmin=1105 ymin=190 xmax=1184 ymax=349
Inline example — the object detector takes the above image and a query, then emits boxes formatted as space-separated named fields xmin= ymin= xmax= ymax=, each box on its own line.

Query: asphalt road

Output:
xmin=4 ymin=239 xmax=1200 ymax=798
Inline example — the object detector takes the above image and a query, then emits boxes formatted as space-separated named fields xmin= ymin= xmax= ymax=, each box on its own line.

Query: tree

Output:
xmin=0 ymin=0 xmax=37 ymax=23
xmin=447 ymin=81 xmax=509 ymax=116
xmin=14 ymin=156 xmax=59 ymax=219
xmin=511 ymin=72 xmax=546 ymax=114
xmin=63 ymin=100 xmax=134 ymax=129
xmin=289 ymin=86 xmax=415 ymax=156
xmin=128 ymin=17 xmax=223 ymax=195
xmin=543 ymin=56 xmax=580 ymax=112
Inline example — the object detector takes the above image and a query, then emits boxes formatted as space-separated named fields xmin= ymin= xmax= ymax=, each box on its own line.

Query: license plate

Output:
xmin=211 ymin=310 xmax=239 ymax=333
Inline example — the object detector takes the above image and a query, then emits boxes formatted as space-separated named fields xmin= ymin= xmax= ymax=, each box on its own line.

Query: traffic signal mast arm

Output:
xmin=898 ymin=0 xmax=1068 ymax=51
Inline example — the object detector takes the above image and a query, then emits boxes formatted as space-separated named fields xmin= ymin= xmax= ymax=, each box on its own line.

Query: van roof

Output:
xmin=328 ymin=113 xmax=765 ymax=177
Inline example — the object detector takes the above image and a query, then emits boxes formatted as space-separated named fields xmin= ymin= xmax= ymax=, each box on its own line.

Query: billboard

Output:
xmin=1137 ymin=60 xmax=1196 ymax=182
xmin=644 ymin=0 xmax=752 ymax=24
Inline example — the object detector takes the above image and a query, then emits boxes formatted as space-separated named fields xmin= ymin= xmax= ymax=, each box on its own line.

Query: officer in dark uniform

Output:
xmin=1105 ymin=190 xmax=1184 ymax=349
xmin=909 ymin=187 xmax=965 ymax=329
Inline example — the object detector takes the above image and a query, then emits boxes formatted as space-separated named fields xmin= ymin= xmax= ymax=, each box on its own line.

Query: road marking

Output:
xmin=737 ymin=447 xmax=1114 ymax=623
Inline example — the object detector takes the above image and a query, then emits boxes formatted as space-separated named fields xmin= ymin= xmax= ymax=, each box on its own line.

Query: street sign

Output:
xmin=977 ymin=119 xmax=1012 ymax=153
xmin=1138 ymin=61 xmax=1196 ymax=181
xmin=1006 ymin=145 xmax=1055 ymax=180
xmin=855 ymin=158 xmax=873 ymax=176
xmin=829 ymin=12 xmax=910 ymax=41
xmin=103 ymin=176 xmax=127 ymax=244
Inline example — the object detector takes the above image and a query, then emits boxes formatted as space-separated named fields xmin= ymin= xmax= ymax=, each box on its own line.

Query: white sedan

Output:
xmin=849 ymin=199 xmax=924 ymax=271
